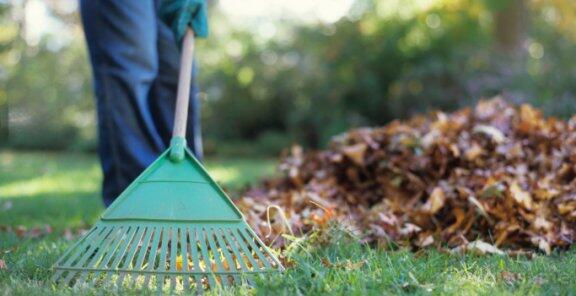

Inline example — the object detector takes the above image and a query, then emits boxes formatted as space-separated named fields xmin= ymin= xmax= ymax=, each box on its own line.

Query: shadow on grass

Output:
xmin=0 ymin=192 xmax=103 ymax=230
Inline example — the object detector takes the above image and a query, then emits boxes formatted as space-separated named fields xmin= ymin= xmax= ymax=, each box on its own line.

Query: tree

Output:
xmin=494 ymin=0 xmax=529 ymax=55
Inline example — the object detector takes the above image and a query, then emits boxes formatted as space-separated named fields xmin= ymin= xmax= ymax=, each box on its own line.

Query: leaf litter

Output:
xmin=238 ymin=98 xmax=576 ymax=254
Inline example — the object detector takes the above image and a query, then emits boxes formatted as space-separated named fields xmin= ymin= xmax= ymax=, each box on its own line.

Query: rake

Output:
xmin=52 ymin=29 xmax=283 ymax=293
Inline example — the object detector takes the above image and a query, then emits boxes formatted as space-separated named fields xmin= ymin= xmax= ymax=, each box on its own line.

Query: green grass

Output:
xmin=0 ymin=151 xmax=574 ymax=295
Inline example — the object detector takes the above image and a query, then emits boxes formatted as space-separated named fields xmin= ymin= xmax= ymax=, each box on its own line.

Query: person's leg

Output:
xmin=80 ymin=0 xmax=164 ymax=206
xmin=148 ymin=9 xmax=203 ymax=160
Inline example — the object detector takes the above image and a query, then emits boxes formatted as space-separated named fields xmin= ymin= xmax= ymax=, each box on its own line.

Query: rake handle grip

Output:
xmin=172 ymin=29 xmax=196 ymax=139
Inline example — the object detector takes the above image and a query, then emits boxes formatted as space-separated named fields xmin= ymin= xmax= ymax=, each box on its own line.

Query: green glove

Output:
xmin=159 ymin=0 xmax=209 ymax=41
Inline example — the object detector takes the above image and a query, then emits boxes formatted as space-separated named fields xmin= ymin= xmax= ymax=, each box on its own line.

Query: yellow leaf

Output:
xmin=509 ymin=182 xmax=533 ymax=210
xmin=465 ymin=143 xmax=484 ymax=161
xmin=473 ymin=125 xmax=506 ymax=143
xmin=531 ymin=237 xmax=551 ymax=255
xmin=341 ymin=143 xmax=367 ymax=166
xmin=176 ymin=255 xmax=183 ymax=271
xmin=345 ymin=260 xmax=366 ymax=270
xmin=422 ymin=187 xmax=446 ymax=214
xmin=467 ymin=240 xmax=504 ymax=255
xmin=417 ymin=234 xmax=434 ymax=247
xmin=533 ymin=216 xmax=552 ymax=231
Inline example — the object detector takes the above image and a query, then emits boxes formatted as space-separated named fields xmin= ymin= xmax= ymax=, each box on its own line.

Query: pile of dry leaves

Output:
xmin=237 ymin=98 xmax=576 ymax=254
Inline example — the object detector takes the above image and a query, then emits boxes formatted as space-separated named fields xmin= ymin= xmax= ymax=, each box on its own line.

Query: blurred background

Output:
xmin=0 ymin=0 xmax=575 ymax=157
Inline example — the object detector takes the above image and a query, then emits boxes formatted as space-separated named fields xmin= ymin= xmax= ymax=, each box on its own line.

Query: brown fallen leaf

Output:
xmin=321 ymin=257 xmax=332 ymax=268
xmin=473 ymin=125 xmax=506 ymax=143
xmin=0 ymin=259 xmax=6 ymax=270
xmin=455 ymin=240 xmax=504 ymax=255
xmin=465 ymin=143 xmax=484 ymax=161
xmin=278 ymin=255 xmax=296 ymax=268
xmin=501 ymin=271 xmax=521 ymax=284
xmin=28 ymin=227 xmax=43 ymax=238
xmin=533 ymin=216 xmax=552 ymax=231
xmin=509 ymin=182 xmax=533 ymax=210
xmin=341 ymin=143 xmax=367 ymax=166
xmin=240 ymin=98 xmax=576 ymax=254
xmin=15 ymin=225 xmax=27 ymax=238
xmin=422 ymin=187 xmax=446 ymax=214
xmin=517 ymin=104 xmax=543 ymax=133
xmin=531 ymin=237 xmax=551 ymax=255
xmin=12 ymin=224 xmax=53 ymax=239
xmin=417 ymin=234 xmax=434 ymax=247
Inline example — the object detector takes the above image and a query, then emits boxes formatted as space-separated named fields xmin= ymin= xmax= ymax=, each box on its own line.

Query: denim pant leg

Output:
xmin=81 ymin=0 xmax=165 ymax=206
xmin=81 ymin=0 xmax=203 ymax=206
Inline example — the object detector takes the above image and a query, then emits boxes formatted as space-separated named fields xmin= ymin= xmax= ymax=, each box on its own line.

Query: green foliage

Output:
xmin=199 ymin=0 xmax=576 ymax=150
xmin=205 ymin=131 xmax=294 ymax=158
xmin=2 ymin=1 xmax=576 ymax=152
xmin=0 ymin=3 xmax=94 ymax=150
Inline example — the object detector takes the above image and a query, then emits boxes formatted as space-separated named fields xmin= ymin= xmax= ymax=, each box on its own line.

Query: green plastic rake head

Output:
xmin=52 ymin=29 xmax=282 ymax=293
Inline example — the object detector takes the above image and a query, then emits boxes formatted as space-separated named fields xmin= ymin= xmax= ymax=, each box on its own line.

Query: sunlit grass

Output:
xmin=0 ymin=170 xmax=100 ymax=198
xmin=0 ymin=151 xmax=100 ymax=198
xmin=0 ymin=151 xmax=276 ymax=199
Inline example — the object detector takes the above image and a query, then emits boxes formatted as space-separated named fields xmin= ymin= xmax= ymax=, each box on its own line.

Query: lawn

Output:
xmin=0 ymin=151 xmax=574 ymax=295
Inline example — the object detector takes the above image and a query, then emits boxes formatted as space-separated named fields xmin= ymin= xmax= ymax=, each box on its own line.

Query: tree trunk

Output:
xmin=0 ymin=97 xmax=7 ymax=147
xmin=494 ymin=0 xmax=528 ymax=55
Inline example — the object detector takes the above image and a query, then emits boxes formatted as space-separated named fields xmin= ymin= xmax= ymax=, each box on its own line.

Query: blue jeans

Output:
xmin=80 ymin=0 xmax=203 ymax=206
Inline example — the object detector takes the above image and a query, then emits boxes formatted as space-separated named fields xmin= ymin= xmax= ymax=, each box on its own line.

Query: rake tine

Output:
xmin=64 ymin=226 xmax=118 ymax=286
xmin=238 ymin=227 xmax=272 ymax=269
xmin=143 ymin=226 xmax=163 ymax=288
xmin=230 ymin=228 xmax=261 ymax=271
xmin=196 ymin=227 xmax=217 ymax=288
xmin=205 ymin=227 xmax=228 ymax=287
xmin=179 ymin=226 xmax=190 ymax=290
xmin=54 ymin=226 xmax=99 ymax=267
xmin=52 ymin=226 xmax=103 ymax=282
xmin=91 ymin=226 xmax=135 ymax=286
xmin=62 ymin=227 xmax=106 ymax=265
xmin=66 ymin=228 xmax=114 ymax=286
xmin=245 ymin=226 xmax=283 ymax=269
xmin=61 ymin=270 xmax=79 ymax=286
xmin=86 ymin=226 xmax=126 ymax=286
xmin=188 ymin=227 xmax=204 ymax=292
xmin=169 ymin=227 xmax=179 ymax=291
xmin=221 ymin=227 xmax=252 ymax=285
xmin=64 ymin=227 xmax=113 ymax=284
xmin=156 ymin=227 xmax=170 ymax=294
xmin=116 ymin=226 xmax=146 ymax=287
xmin=131 ymin=226 xmax=154 ymax=287
xmin=212 ymin=227 xmax=240 ymax=284
xmin=104 ymin=226 xmax=139 ymax=284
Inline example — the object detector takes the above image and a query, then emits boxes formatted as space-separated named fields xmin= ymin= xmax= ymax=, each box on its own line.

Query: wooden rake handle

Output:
xmin=172 ymin=28 xmax=196 ymax=138
xmin=169 ymin=29 xmax=195 ymax=162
